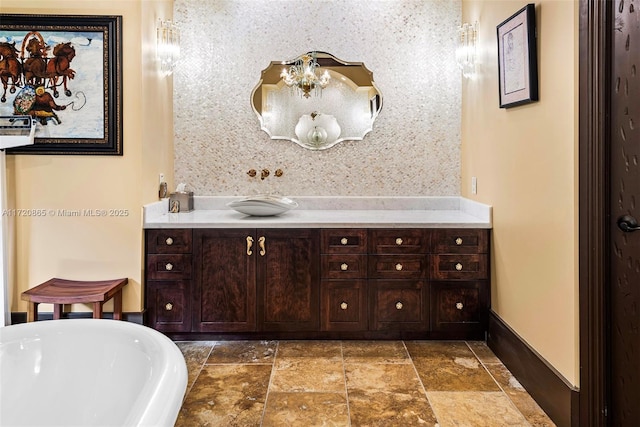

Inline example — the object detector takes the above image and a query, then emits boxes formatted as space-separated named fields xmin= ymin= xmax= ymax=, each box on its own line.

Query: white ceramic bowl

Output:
xmin=227 ymin=195 xmax=298 ymax=216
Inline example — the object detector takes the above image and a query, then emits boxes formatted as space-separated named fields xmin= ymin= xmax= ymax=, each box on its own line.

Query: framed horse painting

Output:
xmin=0 ymin=14 xmax=122 ymax=155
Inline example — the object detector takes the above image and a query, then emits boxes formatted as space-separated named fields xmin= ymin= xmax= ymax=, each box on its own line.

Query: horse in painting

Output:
xmin=46 ymin=42 xmax=76 ymax=97
xmin=22 ymin=34 xmax=49 ymax=87
xmin=0 ymin=42 xmax=22 ymax=103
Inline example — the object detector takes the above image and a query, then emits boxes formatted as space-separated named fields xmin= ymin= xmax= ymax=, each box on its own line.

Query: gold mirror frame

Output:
xmin=251 ymin=51 xmax=383 ymax=150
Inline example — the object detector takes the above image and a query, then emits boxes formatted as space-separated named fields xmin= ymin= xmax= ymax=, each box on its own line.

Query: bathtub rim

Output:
xmin=0 ymin=318 xmax=188 ymax=427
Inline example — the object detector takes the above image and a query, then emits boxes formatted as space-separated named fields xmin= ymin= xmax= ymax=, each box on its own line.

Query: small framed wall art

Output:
xmin=496 ymin=4 xmax=538 ymax=108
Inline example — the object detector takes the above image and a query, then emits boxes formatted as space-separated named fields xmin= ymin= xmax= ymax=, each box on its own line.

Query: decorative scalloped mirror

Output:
xmin=251 ymin=51 xmax=382 ymax=150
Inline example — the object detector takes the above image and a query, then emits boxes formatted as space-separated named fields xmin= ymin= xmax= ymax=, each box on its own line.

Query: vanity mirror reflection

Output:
xmin=251 ymin=51 xmax=382 ymax=150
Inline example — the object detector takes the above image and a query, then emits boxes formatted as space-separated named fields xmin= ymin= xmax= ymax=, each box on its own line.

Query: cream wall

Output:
xmin=0 ymin=0 xmax=174 ymax=314
xmin=461 ymin=0 xmax=579 ymax=386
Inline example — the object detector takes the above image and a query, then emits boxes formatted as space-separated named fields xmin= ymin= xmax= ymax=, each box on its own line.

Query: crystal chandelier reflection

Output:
xmin=280 ymin=53 xmax=331 ymax=98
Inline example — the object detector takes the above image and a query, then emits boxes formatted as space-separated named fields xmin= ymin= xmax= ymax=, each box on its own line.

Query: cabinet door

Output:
xmin=257 ymin=229 xmax=320 ymax=331
xmin=321 ymin=279 xmax=368 ymax=331
xmin=193 ymin=229 xmax=256 ymax=332
xmin=430 ymin=281 xmax=488 ymax=334
xmin=369 ymin=280 xmax=429 ymax=331
xmin=146 ymin=280 xmax=191 ymax=332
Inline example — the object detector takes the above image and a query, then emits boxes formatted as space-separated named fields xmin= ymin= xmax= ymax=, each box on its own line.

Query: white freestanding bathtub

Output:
xmin=0 ymin=319 xmax=187 ymax=427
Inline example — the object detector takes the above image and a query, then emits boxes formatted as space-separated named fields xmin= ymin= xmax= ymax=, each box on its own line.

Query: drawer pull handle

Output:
xmin=340 ymin=302 xmax=348 ymax=310
xmin=455 ymin=237 xmax=463 ymax=245
xmin=258 ymin=236 xmax=266 ymax=256
xmin=165 ymin=263 xmax=174 ymax=271
xmin=395 ymin=263 xmax=403 ymax=271
xmin=341 ymin=237 xmax=348 ymax=245
xmin=455 ymin=263 xmax=463 ymax=271
xmin=246 ymin=236 xmax=254 ymax=256
xmin=456 ymin=302 xmax=464 ymax=310
xmin=165 ymin=237 xmax=174 ymax=246
xmin=395 ymin=301 xmax=403 ymax=310
xmin=341 ymin=263 xmax=349 ymax=271
xmin=396 ymin=238 xmax=403 ymax=245
xmin=165 ymin=302 xmax=173 ymax=311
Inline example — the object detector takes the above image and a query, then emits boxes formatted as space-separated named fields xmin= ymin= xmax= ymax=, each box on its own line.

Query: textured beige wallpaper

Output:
xmin=174 ymin=0 xmax=461 ymax=196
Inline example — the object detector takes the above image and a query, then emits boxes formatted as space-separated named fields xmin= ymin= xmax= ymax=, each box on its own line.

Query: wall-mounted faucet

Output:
xmin=246 ymin=168 xmax=284 ymax=180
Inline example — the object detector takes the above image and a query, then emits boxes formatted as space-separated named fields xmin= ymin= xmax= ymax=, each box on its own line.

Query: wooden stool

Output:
xmin=21 ymin=278 xmax=128 ymax=322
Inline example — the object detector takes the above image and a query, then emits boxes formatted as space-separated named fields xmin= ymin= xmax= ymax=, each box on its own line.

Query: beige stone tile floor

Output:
xmin=174 ymin=340 xmax=555 ymax=427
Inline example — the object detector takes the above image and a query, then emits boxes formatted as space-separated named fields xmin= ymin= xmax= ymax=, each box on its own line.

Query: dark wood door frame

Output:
xmin=579 ymin=0 xmax=610 ymax=425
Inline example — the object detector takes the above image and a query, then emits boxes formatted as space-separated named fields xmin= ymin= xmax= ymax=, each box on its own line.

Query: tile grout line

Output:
xmin=182 ymin=341 xmax=216 ymax=400
xmin=402 ymin=340 xmax=441 ymax=425
xmin=339 ymin=341 xmax=352 ymax=427
xmin=464 ymin=341 xmax=533 ymax=427
xmin=259 ymin=340 xmax=279 ymax=426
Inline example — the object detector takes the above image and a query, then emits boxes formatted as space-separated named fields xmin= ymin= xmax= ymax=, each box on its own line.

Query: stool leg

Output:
xmin=27 ymin=302 xmax=37 ymax=322
xmin=113 ymin=290 xmax=122 ymax=320
xmin=53 ymin=304 xmax=62 ymax=320
xmin=93 ymin=302 xmax=103 ymax=319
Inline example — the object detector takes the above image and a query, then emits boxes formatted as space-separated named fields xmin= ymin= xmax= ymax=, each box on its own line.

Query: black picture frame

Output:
xmin=0 ymin=14 xmax=123 ymax=155
xmin=496 ymin=4 xmax=538 ymax=108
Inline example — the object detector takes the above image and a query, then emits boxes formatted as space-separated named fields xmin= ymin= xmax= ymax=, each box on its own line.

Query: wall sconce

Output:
xmin=157 ymin=19 xmax=180 ymax=74
xmin=456 ymin=21 xmax=478 ymax=79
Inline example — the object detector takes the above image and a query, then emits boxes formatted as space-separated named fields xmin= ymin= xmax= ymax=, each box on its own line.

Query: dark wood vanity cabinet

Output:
xmin=145 ymin=229 xmax=193 ymax=332
xmin=320 ymin=229 xmax=368 ymax=331
xmin=191 ymin=228 xmax=319 ymax=333
xmin=145 ymin=228 xmax=319 ymax=334
xmin=369 ymin=229 xmax=429 ymax=331
xmin=144 ymin=227 xmax=489 ymax=339
xmin=429 ymin=229 xmax=489 ymax=335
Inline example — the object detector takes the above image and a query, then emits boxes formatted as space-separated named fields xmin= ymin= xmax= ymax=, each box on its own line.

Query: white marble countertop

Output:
xmin=143 ymin=196 xmax=492 ymax=229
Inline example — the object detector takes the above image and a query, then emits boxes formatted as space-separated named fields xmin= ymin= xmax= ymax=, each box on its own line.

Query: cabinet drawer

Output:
xmin=369 ymin=255 xmax=427 ymax=279
xmin=147 ymin=254 xmax=192 ymax=280
xmin=321 ymin=255 xmax=367 ymax=279
xmin=369 ymin=229 xmax=428 ymax=254
xmin=430 ymin=281 xmax=487 ymax=332
xmin=146 ymin=280 xmax=191 ymax=332
xmin=321 ymin=229 xmax=367 ymax=254
xmin=430 ymin=254 xmax=488 ymax=280
xmin=146 ymin=229 xmax=192 ymax=253
xmin=370 ymin=280 xmax=428 ymax=331
xmin=321 ymin=279 xmax=367 ymax=331
xmin=431 ymin=229 xmax=488 ymax=254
